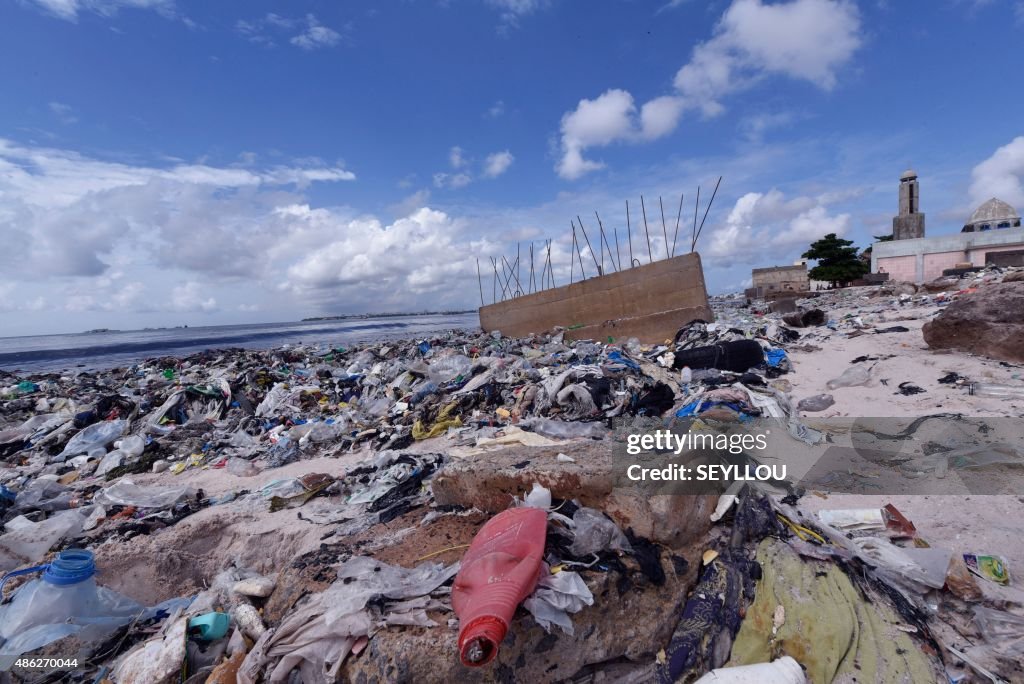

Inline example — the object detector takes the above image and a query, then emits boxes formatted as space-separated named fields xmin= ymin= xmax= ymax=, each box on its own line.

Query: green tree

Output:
xmin=802 ymin=233 xmax=868 ymax=287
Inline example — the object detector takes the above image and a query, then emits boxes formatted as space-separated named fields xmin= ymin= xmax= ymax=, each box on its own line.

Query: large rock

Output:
xmin=431 ymin=442 xmax=717 ymax=548
xmin=923 ymin=281 xmax=1024 ymax=362
xmin=341 ymin=552 xmax=696 ymax=683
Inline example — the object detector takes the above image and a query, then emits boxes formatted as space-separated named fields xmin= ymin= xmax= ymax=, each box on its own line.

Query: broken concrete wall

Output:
xmin=751 ymin=264 xmax=808 ymax=295
xmin=431 ymin=442 xmax=717 ymax=549
xmin=478 ymin=252 xmax=712 ymax=344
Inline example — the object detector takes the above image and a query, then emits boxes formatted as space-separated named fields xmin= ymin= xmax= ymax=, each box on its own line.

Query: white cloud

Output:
xmin=290 ymin=15 xmax=342 ymax=50
xmin=674 ymin=0 xmax=861 ymax=110
xmin=0 ymin=138 xmax=356 ymax=281
xmin=282 ymin=208 xmax=474 ymax=299
xmin=656 ymin=0 xmax=691 ymax=13
xmin=26 ymin=0 xmax=175 ymax=21
xmin=237 ymin=12 xmax=344 ymax=50
xmin=390 ymin=189 xmax=431 ymax=217
xmin=486 ymin=0 xmax=543 ymax=32
xmin=704 ymin=189 xmax=850 ymax=264
xmin=0 ymin=138 xmax=518 ymax=326
xmin=487 ymin=100 xmax=506 ymax=118
xmin=48 ymin=102 xmax=78 ymax=125
xmin=557 ymin=90 xmax=685 ymax=180
xmin=449 ymin=146 xmax=467 ymax=169
xmin=739 ymin=111 xmax=800 ymax=143
xmin=555 ymin=0 xmax=861 ymax=179
xmin=483 ymin=151 xmax=514 ymax=178
xmin=969 ymin=136 xmax=1024 ymax=210
xmin=171 ymin=282 xmax=217 ymax=313
xmin=433 ymin=171 xmax=472 ymax=189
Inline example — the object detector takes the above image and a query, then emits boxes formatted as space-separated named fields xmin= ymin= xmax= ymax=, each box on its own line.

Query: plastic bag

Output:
xmin=116 ymin=434 xmax=146 ymax=458
xmin=568 ymin=507 xmax=632 ymax=557
xmin=797 ymin=394 xmax=835 ymax=412
xmin=519 ymin=417 xmax=608 ymax=440
xmin=973 ymin=606 xmax=1024 ymax=657
xmin=227 ymin=457 xmax=260 ymax=477
xmin=93 ymin=478 xmax=193 ymax=510
xmin=427 ymin=355 xmax=473 ymax=385
xmin=826 ymin=366 xmax=870 ymax=390
xmin=523 ymin=564 xmax=594 ymax=635
xmin=57 ymin=419 xmax=127 ymax=460
xmin=0 ymin=510 xmax=86 ymax=572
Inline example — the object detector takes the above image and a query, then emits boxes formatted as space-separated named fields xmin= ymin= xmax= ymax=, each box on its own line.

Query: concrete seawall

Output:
xmin=478 ymin=252 xmax=713 ymax=343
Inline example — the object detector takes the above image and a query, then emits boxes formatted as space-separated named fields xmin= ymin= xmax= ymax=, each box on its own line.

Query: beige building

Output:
xmin=748 ymin=264 xmax=809 ymax=298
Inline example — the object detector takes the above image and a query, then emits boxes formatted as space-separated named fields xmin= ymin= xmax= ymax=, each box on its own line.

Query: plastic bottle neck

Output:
xmin=458 ymin=616 xmax=506 ymax=667
xmin=42 ymin=549 xmax=96 ymax=586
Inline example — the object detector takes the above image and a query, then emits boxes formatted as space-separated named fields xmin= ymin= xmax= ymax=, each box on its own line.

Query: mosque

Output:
xmin=871 ymin=169 xmax=1024 ymax=282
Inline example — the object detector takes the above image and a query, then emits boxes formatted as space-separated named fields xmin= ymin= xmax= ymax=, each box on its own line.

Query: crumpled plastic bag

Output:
xmin=568 ymin=507 xmax=633 ymax=557
xmin=57 ymin=419 xmax=127 ymax=460
xmin=523 ymin=564 xmax=594 ymax=635
xmin=427 ymin=354 xmax=473 ymax=385
xmin=238 ymin=557 xmax=458 ymax=684
xmin=556 ymin=383 xmax=598 ymax=420
xmin=93 ymin=478 xmax=194 ymax=510
xmin=0 ymin=510 xmax=86 ymax=572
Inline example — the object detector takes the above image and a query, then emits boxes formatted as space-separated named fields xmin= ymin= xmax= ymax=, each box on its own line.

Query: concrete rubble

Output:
xmin=0 ymin=265 xmax=1022 ymax=683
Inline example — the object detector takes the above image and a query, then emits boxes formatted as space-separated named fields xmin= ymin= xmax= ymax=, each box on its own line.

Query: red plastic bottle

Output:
xmin=452 ymin=506 xmax=548 ymax=667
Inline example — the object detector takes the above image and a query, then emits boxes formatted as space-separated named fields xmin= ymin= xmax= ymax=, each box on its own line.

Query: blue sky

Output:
xmin=1 ymin=0 xmax=1023 ymax=336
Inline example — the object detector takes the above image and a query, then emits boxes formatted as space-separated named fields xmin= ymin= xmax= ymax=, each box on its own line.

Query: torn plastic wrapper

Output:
xmin=523 ymin=564 xmax=594 ymax=636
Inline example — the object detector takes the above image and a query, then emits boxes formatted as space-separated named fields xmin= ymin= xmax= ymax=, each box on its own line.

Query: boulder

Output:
xmin=431 ymin=442 xmax=717 ymax=549
xmin=920 ymin=276 xmax=961 ymax=293
xmin=881 ymin=280 xmax=919 ymax=297
xmin=922 ymin=282 xmax=1024 ymax=362
xmin=341 ymin=551 xmax=696 ymax=683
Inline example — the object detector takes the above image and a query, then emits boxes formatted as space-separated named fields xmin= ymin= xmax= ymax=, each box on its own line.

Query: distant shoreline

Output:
xmin=302 ymin=310 xmax=475 ymax=321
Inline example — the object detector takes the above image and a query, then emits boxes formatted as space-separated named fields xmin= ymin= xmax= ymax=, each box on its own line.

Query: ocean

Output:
xmin=0 ymin=312 xmax=482 ymax=374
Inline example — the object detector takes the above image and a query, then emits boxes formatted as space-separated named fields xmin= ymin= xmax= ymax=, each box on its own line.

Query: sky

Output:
xmin=1 ymin=0 xmax=1024 ymax=336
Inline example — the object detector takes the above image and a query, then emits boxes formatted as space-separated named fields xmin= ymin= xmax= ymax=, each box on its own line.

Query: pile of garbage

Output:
xmin=1 ymin=267 xmax=1022 ymax=682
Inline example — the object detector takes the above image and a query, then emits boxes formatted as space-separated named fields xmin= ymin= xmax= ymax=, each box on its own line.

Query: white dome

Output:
xmin=967 ymin=198 xmax=1020 ymax=226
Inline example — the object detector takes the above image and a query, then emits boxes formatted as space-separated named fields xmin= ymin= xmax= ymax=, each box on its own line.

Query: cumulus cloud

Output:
xmin=555 ymin=0 xmax=861 ymax=179
xmin=483 ymin=151 xmax=514 ymax=178
xmin=675 ymin=0 xmax=861 ymax=109
xmin=703 ymin=189 xmax=850 ymax=264
xmin=0 ymin=137 xmax=356 ymax=282
xmin=557 ymin=90 xmax=684 ymax=179
xmin=969 ymin=136 xmax=1024 ymax=209
xmin=0 ymin=138 xmax=514 ymax=326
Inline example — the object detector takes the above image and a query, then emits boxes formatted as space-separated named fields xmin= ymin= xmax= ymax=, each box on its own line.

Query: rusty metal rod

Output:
xmin=574 ymin=218 xmax=601 ymax=273
xmin=659 ymin=196 xmax=670 ymax=261
xmin=671 ymin=192 xmax=684 ymax=258
xmin=640 ymin=195 xmax=653 ymax=264
xmin=693 ymin=175 xmax=722 ymax=251
xmin=476 ymin=258 xmax=484 ymax=306
xmin=594 ymin=211 xmax=617 ymax=272
xmin=690 ymin=185 xmax=700 ymax=253
xmin=626 ymin=200 xmax=634 ymax=267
